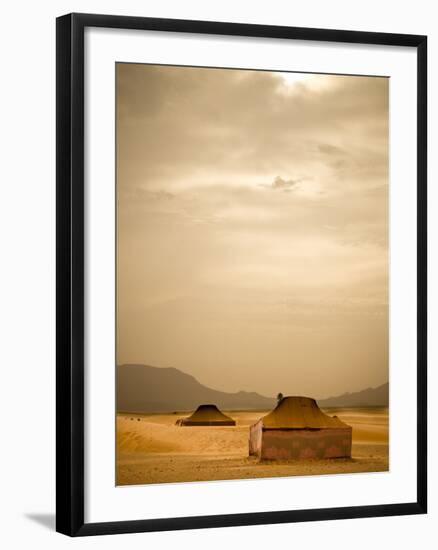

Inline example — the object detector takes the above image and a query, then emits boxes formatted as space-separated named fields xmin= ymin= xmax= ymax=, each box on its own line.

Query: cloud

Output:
xmin=317 ymin=143 xmax=346 ymax=156
xmin=271 ymin=176 xmax=302 ymax=191
xmin=117 ymin=65 xmax=388 ymax=197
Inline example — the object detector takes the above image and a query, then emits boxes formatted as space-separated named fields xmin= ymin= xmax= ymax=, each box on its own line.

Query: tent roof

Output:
xmin=182 ymin=404 xmax=235 ymax=423
xmin=260 ymin=396 xmax=349 ymax=429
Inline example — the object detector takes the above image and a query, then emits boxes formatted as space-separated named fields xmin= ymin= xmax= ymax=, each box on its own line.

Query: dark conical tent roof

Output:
xmin=260 ymin=396 xmax=349 ymax=429
xmin=177 ymin=404 xmax=236 ymax=426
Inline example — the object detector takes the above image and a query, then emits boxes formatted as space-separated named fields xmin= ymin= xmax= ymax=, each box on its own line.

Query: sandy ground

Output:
xmin=116 ymin=408 xmax=389 ymax=485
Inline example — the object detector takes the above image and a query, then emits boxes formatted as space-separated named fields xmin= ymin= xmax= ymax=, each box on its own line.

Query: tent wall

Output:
xmin=250 ymin=426 xmax=352 ymax=459
xmin=249 ymin=421 xmax=263 ymax=456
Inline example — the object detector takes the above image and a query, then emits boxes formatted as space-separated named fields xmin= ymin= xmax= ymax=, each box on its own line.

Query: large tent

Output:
xmin=176 ymin=404 xmax=236 ymax=426
xmin=249 ymin=396 xmax=352 ymax=459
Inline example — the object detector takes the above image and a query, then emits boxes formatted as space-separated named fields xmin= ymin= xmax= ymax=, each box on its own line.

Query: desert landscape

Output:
xmin=115 ymin=67 xmax=390 ymax=487
xmin=116 ymin=407 xmax=388 ymax=485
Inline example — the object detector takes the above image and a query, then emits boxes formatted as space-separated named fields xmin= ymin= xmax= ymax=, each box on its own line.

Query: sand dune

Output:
xmin=117 ymin=416 xmax=248 ymax=455
xmin=117 ymin=408 xmax=389 ymax=485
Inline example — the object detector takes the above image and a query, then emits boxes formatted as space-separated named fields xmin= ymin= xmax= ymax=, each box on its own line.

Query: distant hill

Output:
xmin=318 ymin=382 xmax=389 ymax=408
xmin=117 ymin=364 xmax=389 ymax=413
xmin=117 ymin=364 xmax=276 ymax=413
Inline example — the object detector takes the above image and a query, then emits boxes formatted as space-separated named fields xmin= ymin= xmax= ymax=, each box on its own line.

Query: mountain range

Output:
xmin=117 ymin=364 xmax=389 ymax=413
xmin=318 ymin=381 xmax=389 ymax=408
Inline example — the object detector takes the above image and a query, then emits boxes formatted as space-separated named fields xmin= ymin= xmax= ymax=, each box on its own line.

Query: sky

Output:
xmin=116 ymin=63 xmax=389 ymax=399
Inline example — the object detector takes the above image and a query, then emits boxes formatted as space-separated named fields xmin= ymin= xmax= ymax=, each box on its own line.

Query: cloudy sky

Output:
xmin=116 ymin=63 xmax=389 ymax=399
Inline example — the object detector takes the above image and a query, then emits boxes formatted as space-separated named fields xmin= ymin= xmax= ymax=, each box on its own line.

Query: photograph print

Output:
xmin=116 ymin=63 xmax=389 ymax=486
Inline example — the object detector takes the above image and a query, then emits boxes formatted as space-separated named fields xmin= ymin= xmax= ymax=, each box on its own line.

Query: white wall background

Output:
xmin=0 ymin=0 xmax=435 ymax=548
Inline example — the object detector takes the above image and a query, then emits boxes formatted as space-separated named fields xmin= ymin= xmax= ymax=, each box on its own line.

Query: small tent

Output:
xmin=249 ymin=396 xmax=351 ymax=459
xmin=176 ymin=404 xmax=236 ymax=426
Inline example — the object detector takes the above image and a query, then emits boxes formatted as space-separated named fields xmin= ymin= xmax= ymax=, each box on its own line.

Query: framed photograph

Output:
xmin=56 ymin=13 xmax=427 ymax=536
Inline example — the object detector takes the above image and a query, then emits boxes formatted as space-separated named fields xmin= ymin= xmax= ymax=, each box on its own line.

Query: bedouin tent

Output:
xmin=249 ymin=396 xmax=352 ymax=459
xmin=176 ymin=404 xmax=236 ymax=426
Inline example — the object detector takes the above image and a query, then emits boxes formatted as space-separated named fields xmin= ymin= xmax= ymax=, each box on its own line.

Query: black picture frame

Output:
xmin=56 ymin=12 xmax=427 ymax=537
